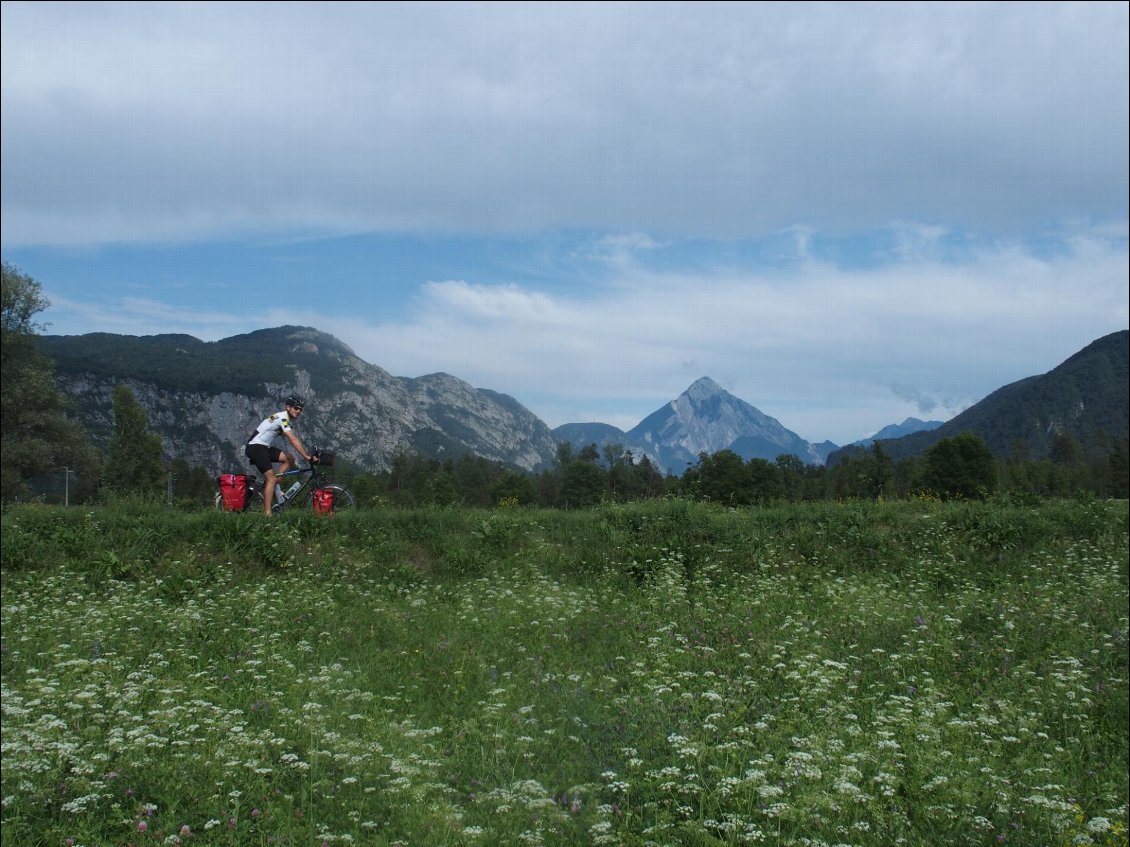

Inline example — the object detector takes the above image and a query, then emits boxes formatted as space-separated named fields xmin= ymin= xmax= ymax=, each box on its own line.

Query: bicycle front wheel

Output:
xmin=306 ymin=484 xmax=356 ymax=513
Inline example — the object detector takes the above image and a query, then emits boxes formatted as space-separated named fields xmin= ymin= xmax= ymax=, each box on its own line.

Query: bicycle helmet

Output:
xmin=285 ymin=394 xmax=305 ymax=410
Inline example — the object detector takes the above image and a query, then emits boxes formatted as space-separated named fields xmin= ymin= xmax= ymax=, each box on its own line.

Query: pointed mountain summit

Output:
xmin=625 ymin=377 xmax=829 ymax=473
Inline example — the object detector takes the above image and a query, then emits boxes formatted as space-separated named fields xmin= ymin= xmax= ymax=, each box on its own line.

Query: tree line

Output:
xmin=4 ymin=261 xmax=1127 ymax=508
xmin=326 ymin=428 xmax=1127 ymax=509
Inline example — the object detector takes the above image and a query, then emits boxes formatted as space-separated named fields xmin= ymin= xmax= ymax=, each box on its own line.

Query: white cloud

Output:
xmin=3 ymin=2 xmax=1126 ymax=246
xmin=10 ymin=3 xmax=1126 ymax=446
xmin=42 ymin=294 xmax=254 ymax=340
xmin=39 ymin=221 xmax=1127 ymax=445
xmin=341 ymin=230 xmax=1128 ymax=441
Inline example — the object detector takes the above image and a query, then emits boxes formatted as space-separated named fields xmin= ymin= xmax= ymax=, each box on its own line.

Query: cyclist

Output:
xmin=245 ymin=395 xmax=319 ymax=515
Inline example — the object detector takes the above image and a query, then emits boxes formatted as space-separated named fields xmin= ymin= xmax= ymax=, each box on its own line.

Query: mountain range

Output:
xmin=40 ymin=327 xmax=559 ymax=475
xmin=39 ymin=326 xmax=1128 ymax=476
xmin=852 ymin=418 xmax=945 ymax=447
xmin=554 ymin=377 xmax=838 ymax=473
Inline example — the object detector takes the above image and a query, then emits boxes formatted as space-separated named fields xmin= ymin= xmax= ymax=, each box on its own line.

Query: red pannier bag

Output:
xmin=218 ymin=473 xmax=250 ymax=511
xmin=312 ymin=486 xmax=335 ymax=515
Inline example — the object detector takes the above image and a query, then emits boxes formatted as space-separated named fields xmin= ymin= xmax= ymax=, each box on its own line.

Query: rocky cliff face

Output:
xmin=47 ymin=327 xmax=558 ymax=475
xmin=406 ymin=373 xmax=559 ymax=471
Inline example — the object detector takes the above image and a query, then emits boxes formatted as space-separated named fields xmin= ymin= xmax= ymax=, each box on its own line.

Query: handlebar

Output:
xmin=310 ymin=447 xmax=335 ymax=468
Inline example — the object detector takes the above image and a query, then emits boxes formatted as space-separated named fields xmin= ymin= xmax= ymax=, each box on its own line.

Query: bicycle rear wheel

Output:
xmin=306 ymin=484 xmax=356 ymax=513
xmin=214 ymin=489 xmax=266 ymax=513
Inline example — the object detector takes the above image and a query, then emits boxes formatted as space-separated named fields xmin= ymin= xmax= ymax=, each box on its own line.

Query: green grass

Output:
xmin=1 ymin=497 xmax=1127 ymax=846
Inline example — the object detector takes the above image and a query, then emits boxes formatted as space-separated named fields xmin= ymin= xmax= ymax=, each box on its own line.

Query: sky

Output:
xmin=2 ymin=1 xmax=1127 ymax=446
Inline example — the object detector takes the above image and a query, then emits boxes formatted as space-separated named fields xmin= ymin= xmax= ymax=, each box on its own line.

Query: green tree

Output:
xmin=547 ymin=441 xmax=606 ymax=508
xmin=825 ymin=454 xmax=869 ymax=500
xmin=1107 ymin=436 xmax=1129 ymax=498
xmin=892 ymin=455 xmax=924 ymax=498
xmin=553 ymin=441 xmax=575 ymax=471
xmin=1047 ymin=431 xmax=1093 ymax=494
xmin=536 ymin=467 xmax=562 ymax=506
xmin=631 ymin=454 xmax=667 ymax=498
xmin=577 ymin=443 xmax=601 ymax=464
xmin=604 ymin=443 xmax=641 ymax=500
xmin=1003 ymin=438 xmax=1032 ymax=492
xmin=1 ymin=262 xmax=99 ymax=501
xmin=775 ymin=454 xmax=807 ymax=501
xmin=488 ymin=470 xmax=537 ymax=505
xmin=386 ymin=450 xmax=413 ymax=498
xmin=452 ymin=454 xmax=493 ymax=506
xmin=923 ymin=433 xmax=997 ymax=500
xmin=684 ymin=449 xmax=754 ymax=505
xmin=866 ymin=443 xmax=894 ymax=498
xmin=103 ymin=385 xmax=165 ymax=495
xmin=169 ymin=457 xmax=219 ymax=507
xmin=560 ymin=459 xmax=606 ymax=507
xmin=423 ymin=467 xmax=458 ymax=505
xmin=746 ymin=458 xmax=782 ymax=503
xmin=1049 ymin=432 xmax=1085 ymax=466
xmin=350 ymin=472 xmax=385 ymax=508
xmin=385 ymin=454 xmax=453 ymax=505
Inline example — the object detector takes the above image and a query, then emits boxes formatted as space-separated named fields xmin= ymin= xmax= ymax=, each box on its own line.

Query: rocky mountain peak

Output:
xmin=218 ymin=325 xmax=359 ymax=359
xmin=684 ymin=376 xmax=724 ymax=401
xmin=616 ymin=377 xmax=830 ymax=472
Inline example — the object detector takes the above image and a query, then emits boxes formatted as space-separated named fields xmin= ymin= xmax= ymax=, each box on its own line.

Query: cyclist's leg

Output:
xmin=277 ymin=449 xmax=295 ymax=475
xmin=269 ymin=450 xmax=300 ymax=511
xmin=247 ymin=444 xmax=283 ymax=515
xmin=263 ymin=469 xmax=281 ymax=514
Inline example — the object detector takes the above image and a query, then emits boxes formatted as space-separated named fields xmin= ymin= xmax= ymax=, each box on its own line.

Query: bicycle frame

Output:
xmin=257 ymin=464 xmax=326 ymax=512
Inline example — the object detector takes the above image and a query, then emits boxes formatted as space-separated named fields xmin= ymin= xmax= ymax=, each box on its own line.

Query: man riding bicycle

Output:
xmin=245 ymin=395 xmax=319 ymax=516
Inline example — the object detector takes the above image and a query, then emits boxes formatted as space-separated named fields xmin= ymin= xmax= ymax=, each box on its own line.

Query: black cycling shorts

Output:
xmin=245 ymin=443 xmax=284 ymax=474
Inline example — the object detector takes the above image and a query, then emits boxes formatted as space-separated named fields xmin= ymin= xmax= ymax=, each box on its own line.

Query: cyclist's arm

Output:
xmin=285 ymin=430 xmax=315 ymax=463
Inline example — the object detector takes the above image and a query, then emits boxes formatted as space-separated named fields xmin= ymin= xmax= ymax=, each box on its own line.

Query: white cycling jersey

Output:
xmin=247 ymin=410 xmax=295 ymax=448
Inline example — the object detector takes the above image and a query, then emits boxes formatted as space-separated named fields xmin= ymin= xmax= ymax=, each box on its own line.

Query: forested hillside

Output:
xmin=830 ymin=330 xmax=1129 ymax=464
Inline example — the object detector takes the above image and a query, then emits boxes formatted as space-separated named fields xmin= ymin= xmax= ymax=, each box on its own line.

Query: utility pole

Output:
xmin=62 ymin=467 xmax=73 ymax=506
xmin=167 ymin=472 xmax=175 ymax=507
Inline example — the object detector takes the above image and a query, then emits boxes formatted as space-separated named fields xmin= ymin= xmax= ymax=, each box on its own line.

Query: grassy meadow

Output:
xmin=1 ymin=497 xmax=1127 ymax=847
